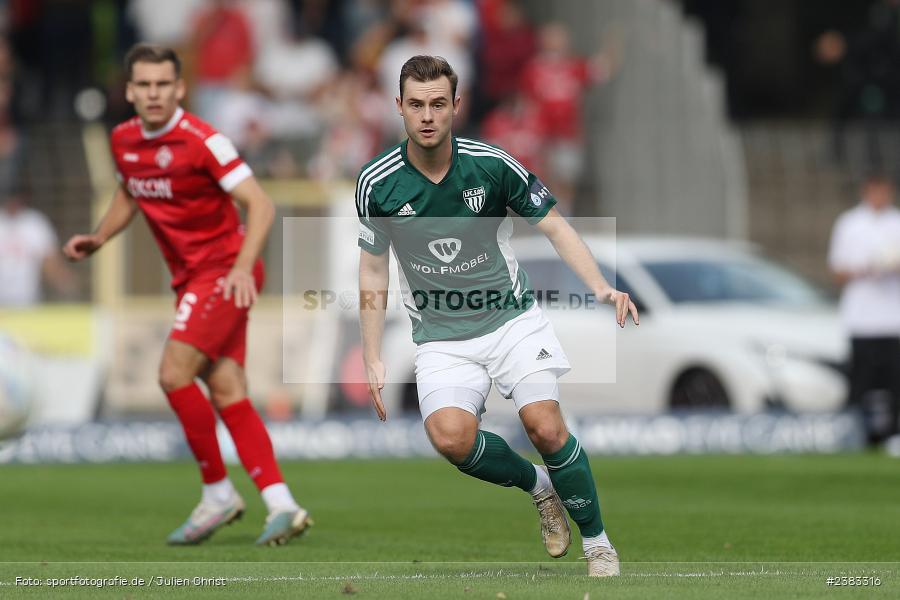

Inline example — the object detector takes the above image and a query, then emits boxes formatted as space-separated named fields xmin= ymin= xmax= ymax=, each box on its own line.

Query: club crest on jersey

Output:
xmin=428 ymin=238 xmax=462 ymax=263
xmin=462 ymin=187 xmax=486 ymax=213
xmin=155 ymin=145 xmax=174 ymax=169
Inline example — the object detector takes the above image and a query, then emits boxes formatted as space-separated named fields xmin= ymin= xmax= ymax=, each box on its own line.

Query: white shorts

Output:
xmin=415 ymin=304 xmax=571 ymax=421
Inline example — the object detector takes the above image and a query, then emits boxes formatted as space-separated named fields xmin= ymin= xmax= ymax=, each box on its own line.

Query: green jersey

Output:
xmin=356 ymin=136 xmax=557 ymax=344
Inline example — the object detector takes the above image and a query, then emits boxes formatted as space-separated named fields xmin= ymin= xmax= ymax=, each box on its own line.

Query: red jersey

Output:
xmin=481 ymin=100 xmax=547 ymax=175
xmin=520 ymin=56 xmax=590 ymax=141
xmin=110 ymin=107 xmax=253 ymax=288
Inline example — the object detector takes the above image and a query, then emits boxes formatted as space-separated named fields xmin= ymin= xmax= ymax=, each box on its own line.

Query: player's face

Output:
xmin=126 ymin=61 xmax=185 ymax=130
xmin=865 ymin=181 xmax=896 ymax=210
xmin=396 ymin=77 xmax=460 ymax=151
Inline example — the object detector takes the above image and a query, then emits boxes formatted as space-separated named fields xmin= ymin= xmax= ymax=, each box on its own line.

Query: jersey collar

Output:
xmin=141 ymin=106 xmax=184 ymax=140
xmin=401 ymin=136 xmax=458 ymax=185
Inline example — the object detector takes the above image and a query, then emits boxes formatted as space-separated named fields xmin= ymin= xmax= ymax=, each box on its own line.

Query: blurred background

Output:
xmin=2 ymin=0 xmax=899 ymax=461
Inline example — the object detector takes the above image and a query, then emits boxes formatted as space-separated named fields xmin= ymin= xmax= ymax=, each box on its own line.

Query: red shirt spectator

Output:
xmin=520 ymin=23 xmax=593 ymax=141
xmin=479 ymin=0 xmax=536 ymax=105
xmin=481 ymin=95 xmax=547 ymax=175
xmin=192 ymin=2 xmax=254 ymax=83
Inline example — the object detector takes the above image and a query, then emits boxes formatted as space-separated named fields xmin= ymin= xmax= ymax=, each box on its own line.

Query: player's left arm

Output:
xmin=226 ymin=176 xmax=275 ymax=308
xmin=535 ymin=208 xmax=639 ymax=328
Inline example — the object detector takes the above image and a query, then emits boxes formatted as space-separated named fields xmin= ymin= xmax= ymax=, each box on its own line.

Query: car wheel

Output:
xmin=670 ymin=368 xmax=730 ymax=409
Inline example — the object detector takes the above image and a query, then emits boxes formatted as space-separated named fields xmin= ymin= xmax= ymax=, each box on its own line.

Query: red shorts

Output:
xmin=169 ymin=261 xmax=265 ymax=366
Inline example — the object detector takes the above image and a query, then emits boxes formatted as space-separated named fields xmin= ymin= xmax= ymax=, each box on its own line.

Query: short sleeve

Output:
xmin=355 ymin=172 xmax=391 ymax=255
xmin=506 ymin=168 xmax=557 ymax=224
xmin=827 ymin=214 xmax=857 ymax=272
xmin=109 ymin=136 xmax=124 ymax=183
xmin=201 ymin=132 xmax=253 ymax=192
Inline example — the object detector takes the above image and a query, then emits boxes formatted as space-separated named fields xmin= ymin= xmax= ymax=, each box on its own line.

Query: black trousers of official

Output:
xmin=850 ymin=337 xmax=900 ymax=443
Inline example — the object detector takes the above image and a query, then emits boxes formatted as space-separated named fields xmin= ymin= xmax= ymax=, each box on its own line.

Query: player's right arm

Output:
xmin=359 ymin=248 xmax=390 ymax=421
xmin=63 ymin=184 xmax=138 ymax=261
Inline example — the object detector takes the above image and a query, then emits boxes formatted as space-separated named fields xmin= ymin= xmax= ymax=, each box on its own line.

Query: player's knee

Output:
xmin=525 ymin=420 xmax=568 ymax=454
xmin=209 ymin=387 xmax=244 ymax=410
xmin=206 ymin=375 xmax=246 ymax=410
xmin=158 ymin=363 xmax=194 ymax=392
xmin=429 ymin=426 xmax=477 ymax=464
xmin=434 ymin=436 xmax=474 ymax=464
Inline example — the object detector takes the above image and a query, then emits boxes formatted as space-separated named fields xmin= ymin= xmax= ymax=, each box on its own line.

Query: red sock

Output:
xmin=219 ymin=399 xmax=284 ymax=491
xmin=166 ymin=383 xmax=226 ymax=484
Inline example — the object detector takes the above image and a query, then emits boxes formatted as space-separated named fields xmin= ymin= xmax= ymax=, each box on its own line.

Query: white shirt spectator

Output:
xmin=254 ymin=37 xmax=338 ymax=136
xmin=828 ymin=203 xmax=900 ymax=336
xmin=128 ymin=0 xmax=208 ymax=47
xmin=0 ymin=207 xmax=57 ymax=306
xmin=421 ymin=0 xmax=478 ymax=47
xmin=378 ymin=35 xmax=472 ymax=100
xmin=239 ymin=0 xmax=290 ymax=54
xmin=256 ymin=38 xmax=338 ymax=100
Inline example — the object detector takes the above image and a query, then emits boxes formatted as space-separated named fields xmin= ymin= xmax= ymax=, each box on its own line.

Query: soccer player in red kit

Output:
xmin=63 ymin=44 xmax=311 ymax=546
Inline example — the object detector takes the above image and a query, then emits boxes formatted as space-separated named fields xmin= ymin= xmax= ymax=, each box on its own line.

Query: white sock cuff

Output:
xmin=202 ymin=478 xmax=236 ymax=505
xmin=529 ymin=464 xmax=552 ymax=496
xmin=261 ymin=482 xmax=300 ymax=514
xmin=582 ymin=530 xmax=613 ymax=552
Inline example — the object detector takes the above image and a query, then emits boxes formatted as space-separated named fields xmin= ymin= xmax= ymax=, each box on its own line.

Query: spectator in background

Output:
xmin=480 ymin=91 xmax=546 ymax=175
xmin=0 ymin=192 xmax=76 ymax=306
xmin=291 ymin=0 xmax=351 ymax=63
xmin=475 ymin=0 xmax=536 ymax=123
xmin=188 ymin=0 xmax=255 ymax=127
xmin=309 ymin=67 xmax=389 ymax=180
xmin=815 ymin=0 xmax=900 ymax=164
xmin=245 ymin=13 xmax=339 ymax=176
xmin=519 ymin=22 xmax=617 ymax=214
xmin=421 ymin=0 xmax=477 ymax=50
xmin=252 ymin=18 xmax=338 ymax=140
xmin=128 ymin=0 xmax=207 ymax=48
xmin=0 ymin=36 xmax=22 ymax=195
xmin=36 ymin=0 xmax=94 ymax=120
xmin=343 ymin=0 xmax=392 ymax=50
xmin=828 ymin=173 xmax=900 ymax=446
xmin=378 ymin=0 xmax=474 ymax=136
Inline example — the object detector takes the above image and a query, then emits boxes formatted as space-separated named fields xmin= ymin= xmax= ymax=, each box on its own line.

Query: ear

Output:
xmin=175 ymin=78 xmax=186 ymax=102
xmin=395 ymin=96 xmax=403 ymax=115
xmin=125 ymin=82 xmax=134 ymax=104
xmin=452 ymin=95 xmax=461 ymax=116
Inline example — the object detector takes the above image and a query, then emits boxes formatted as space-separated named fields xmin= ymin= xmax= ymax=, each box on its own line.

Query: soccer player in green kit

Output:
xmin=356 ymin=56 xmax=638 ymax=576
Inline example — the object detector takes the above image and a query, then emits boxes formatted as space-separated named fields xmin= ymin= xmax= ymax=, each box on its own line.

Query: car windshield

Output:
xmin=519 ymin=258 xmax=639 ymax=308
xmin=521 ymin=258 xmax=592 ymax=299
xmin=643 ymin=256 xmax=830 ymax=305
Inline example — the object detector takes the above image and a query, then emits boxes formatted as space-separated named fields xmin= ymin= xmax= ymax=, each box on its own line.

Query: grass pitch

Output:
xmin=0 ymin=454 xmax=897 ymax=598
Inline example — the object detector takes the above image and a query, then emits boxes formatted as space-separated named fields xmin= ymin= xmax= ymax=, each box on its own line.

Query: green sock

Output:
xmin=541 ymin=434 xmax=604 ymax=537
xmin=457 ymin=430 xmax=538 ymax=492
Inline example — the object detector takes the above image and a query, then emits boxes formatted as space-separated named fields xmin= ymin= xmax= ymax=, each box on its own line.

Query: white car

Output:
xmin=372 ymin=236 xmax=848 ymax=417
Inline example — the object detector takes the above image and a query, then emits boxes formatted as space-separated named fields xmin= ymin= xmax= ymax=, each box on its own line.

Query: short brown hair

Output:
xmin=399 ymin=55 xmax=458 ymax=99
xmin=124 ymin=43 xmax=181 ymax=80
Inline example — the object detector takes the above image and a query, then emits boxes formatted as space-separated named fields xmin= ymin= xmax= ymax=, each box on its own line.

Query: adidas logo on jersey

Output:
xmin=398 ymin=203 xmax=416 ymax=216
xmin=536 ymin=348 xmax=552 ymax=360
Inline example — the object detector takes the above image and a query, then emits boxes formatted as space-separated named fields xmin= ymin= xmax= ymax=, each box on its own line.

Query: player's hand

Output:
xmin=598 ymin=286 xmax=640 ymax=328
xmin=62 ymin=234 xmax=104 ymax=261
xmin=222 ymin=266 xmax=257 ymax=308
xmin=365 ymin=359 xmax=387 ymax=421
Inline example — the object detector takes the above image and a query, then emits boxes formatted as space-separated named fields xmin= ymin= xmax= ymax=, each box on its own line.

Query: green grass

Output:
xmin=0 ymin=455 xmax=898 ymax=598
